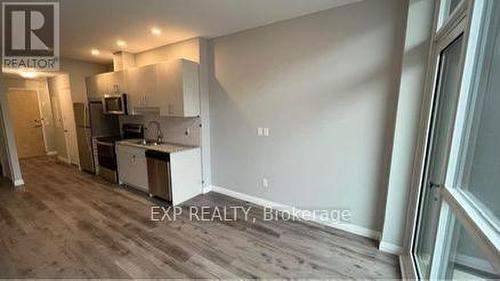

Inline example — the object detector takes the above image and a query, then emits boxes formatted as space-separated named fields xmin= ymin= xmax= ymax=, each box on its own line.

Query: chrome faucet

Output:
xmin=147 ymin=121 xmax=163 ymax=144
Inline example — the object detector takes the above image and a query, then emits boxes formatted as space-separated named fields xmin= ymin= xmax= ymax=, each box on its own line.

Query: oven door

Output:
xmin=103 ymin=95 xmax=126 ymax=114
xmin=96 ymin=141 xmax=117 ymax=171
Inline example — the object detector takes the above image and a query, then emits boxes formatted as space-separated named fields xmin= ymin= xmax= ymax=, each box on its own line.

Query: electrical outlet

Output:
xmin=257 ymin=127 xmax=263 ymax=136
xmin=263 ymin=128 xmax=269 ymax=136
xmin=262 ymin=178 xmax=269 ymax=188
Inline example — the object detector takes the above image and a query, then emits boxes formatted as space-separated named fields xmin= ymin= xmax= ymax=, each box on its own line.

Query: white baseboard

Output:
xmin=209 ymin=185 xmax=380 ymax=240
xmin=46 ymin=151 xmax=57 ymax=156
xmin=57 ymin=156 xmax=70 ymax=164
xmin=379 ymin=240 xmax=403 ymax=255
xmin=13 ymin=178 xmax=24 ymax=186
xmin=202 ymin=185 xmax=213 ymax=194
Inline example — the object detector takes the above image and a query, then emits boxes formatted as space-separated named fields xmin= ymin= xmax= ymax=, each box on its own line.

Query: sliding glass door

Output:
xmin=413 ymin=0 xmax=500 ymax=279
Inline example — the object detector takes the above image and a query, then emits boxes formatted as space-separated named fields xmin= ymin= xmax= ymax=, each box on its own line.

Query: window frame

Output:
xmin=402 ymin=0 xmax=500 ymax=278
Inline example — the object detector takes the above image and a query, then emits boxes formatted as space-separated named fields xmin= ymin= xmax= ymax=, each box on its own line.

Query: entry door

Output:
xmin=6 ymin=89 xmax=46 ymax=159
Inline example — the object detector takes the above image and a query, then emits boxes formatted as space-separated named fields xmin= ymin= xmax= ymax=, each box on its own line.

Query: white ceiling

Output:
xmin=59 ymin=0 xmax=360 ymax=64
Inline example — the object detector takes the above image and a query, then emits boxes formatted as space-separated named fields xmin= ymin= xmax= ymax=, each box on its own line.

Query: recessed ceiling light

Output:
xmin=91 ymin=49 xmax=100 ymax=55
xmin=20 ymin=72 xmax=38 ymax=79
xmin=150 ymin=27 xmax=162 ymax=35
xmin=116 ymin=40 xmax=127 ymax=47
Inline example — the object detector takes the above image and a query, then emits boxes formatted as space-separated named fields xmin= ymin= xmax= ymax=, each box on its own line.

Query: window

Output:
xmin=441 ymin=211 xmax=499 ymax=279
xmin=439 ymin=0 xmax=464 ymax=29
xmin=453 ymin=0 xmax=500 ymax=226
xmin=410 ymin=0 xmax=500 ymax=279
xmin=415 ymin=35 xmax=465 ymax=279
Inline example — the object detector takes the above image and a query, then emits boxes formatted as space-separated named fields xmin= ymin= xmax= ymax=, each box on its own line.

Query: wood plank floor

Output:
xmin=0 ymin=157 xmax=400 ymax=279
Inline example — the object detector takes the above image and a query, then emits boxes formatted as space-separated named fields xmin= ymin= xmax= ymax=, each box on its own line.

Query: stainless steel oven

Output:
xmin=95 ymin=124 xmax=143 ymax=183
xmin=103 ymin=94 xmax=127 ymax=115
xmin=96 ymin=139 xmax=118 ymax=182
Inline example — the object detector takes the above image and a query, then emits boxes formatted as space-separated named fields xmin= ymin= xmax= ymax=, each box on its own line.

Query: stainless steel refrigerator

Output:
xmin=73 ymin=101 xmax=120 ymax=173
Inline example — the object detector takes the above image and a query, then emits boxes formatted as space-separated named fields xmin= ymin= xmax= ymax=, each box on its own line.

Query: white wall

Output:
xmin=380 ymin=0 xmax=435 ymax=251
xmin=208 ymin=0 xmax=407 ymax=234
xmin=60 ymin=58 xmax=108 ymax=103
xmin=0 ymin=75 xmax=23 ymax=185
xmin=0 ymin=106 xmax=10 ymax=178
xmin=119 ymin=115 xmax=201 ymax=147
xmin=135 ymin=38 xmax=200 ymax=67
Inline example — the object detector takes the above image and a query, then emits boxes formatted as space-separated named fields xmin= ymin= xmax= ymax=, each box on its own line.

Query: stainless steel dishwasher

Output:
xmin=146 ymin=150 xmax=172 ymax=203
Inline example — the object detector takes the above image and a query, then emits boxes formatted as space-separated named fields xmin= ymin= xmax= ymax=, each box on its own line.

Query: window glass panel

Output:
xmin=415 ymin=35 xmax=464 ymax=279
xmin=441 ymin=0 xmax=462 ymax=27
xmin=455 ymin=0 xmax=500 ymax=225
xmin=441 ymin=213 xmax=499 ymax=279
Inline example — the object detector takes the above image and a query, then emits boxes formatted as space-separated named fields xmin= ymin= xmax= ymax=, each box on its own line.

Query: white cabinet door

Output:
xmin=180 ymin=60 xmax=200 ymax=116
xmin=156 ymin=60 xmax=182 ymax=116
xmin=156 ymin=59 xmax=199 ymax=117
xmin=116 ymin=145 xmax=149 ymax=191
xmin=142 ymin=64 xmax=157 ymax=107
xmin=126 ymin=65 xmax=157 ymax=114
xmin=117 ymin=144 xmax=131 ymax=184
xmin=109 ymin=71 xmax=126 ymax=95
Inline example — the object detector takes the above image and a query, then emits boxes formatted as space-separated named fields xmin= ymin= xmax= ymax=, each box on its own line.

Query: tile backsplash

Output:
xmin=119 ymin=114 xmax=201 ymax=147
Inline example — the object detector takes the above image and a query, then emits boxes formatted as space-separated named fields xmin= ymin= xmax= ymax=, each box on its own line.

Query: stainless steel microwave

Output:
xmin=103 ymin=94 xmax=127 ymax=115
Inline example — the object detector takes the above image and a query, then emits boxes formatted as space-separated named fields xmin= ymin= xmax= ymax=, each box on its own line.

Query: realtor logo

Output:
xmin=2 ymin=2 xmax=59 ymax=71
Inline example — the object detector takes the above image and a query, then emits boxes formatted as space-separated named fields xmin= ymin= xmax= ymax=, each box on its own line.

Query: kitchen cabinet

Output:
xmin=85 ymin=71 xmax=126 ymax=99
xmin=155 ymin=59 xmax=200 ymax=117
xmin=116 ymin=144 xmax=148 ymax=192
xmin=125 ymin=59 xmax=200 ymax=117
xmin=86 ymin=59 xmax=200 ymax=116
xmin=125 ymin=64 xmax=157 ymax=114
xmin=116 ymin=141 xmax=202 ymax=205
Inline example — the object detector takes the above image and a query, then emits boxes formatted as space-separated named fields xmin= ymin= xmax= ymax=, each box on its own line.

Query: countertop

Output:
xmin=117 ymin=139 xmax=199 ymax=153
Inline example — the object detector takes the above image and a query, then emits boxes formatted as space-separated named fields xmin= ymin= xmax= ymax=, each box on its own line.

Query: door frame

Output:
xmin=6 ymin=87 xmax=50 ymax=156
xmin=402 ymin=0 xmax=500 ymax=278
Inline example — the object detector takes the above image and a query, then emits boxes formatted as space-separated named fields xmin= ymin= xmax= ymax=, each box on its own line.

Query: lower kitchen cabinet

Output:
xmin=116 ymin=144 xmax=149 ymax=192
xmin=116 ymin=142 xmax=202 ymax=205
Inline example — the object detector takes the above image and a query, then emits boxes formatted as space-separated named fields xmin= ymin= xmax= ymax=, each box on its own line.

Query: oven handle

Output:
xmin=96 ymin=141 xmax=114 ymax=147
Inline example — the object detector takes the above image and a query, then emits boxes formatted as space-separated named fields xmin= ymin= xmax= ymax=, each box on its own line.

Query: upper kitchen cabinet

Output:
xmin=155 ymin=59 xmax=200 ymax=117
xmin=86 ymin=59 xmax=200 ymax=117
xmin=126 ymin=63 xmax=158 ymax=114
xmin=86 ymin=71 xmax=126 ymax=99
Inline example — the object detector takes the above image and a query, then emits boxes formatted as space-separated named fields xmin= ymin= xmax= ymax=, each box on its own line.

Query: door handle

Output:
xmin=429 ymin=182 xmax=442 ymax=189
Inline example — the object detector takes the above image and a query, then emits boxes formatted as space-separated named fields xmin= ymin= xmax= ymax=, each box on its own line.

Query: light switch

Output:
xmin=257 ymin=127 xmax=263 ymax=136
xmin=263 ymin=128 xmax=269 ymax=136
xmin=262 ymin=178 xmax=269 ymax=188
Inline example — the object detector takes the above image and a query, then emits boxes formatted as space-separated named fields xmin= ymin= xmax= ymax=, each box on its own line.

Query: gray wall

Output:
xmin=209 ymin=0 xmax=406 ymax=231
